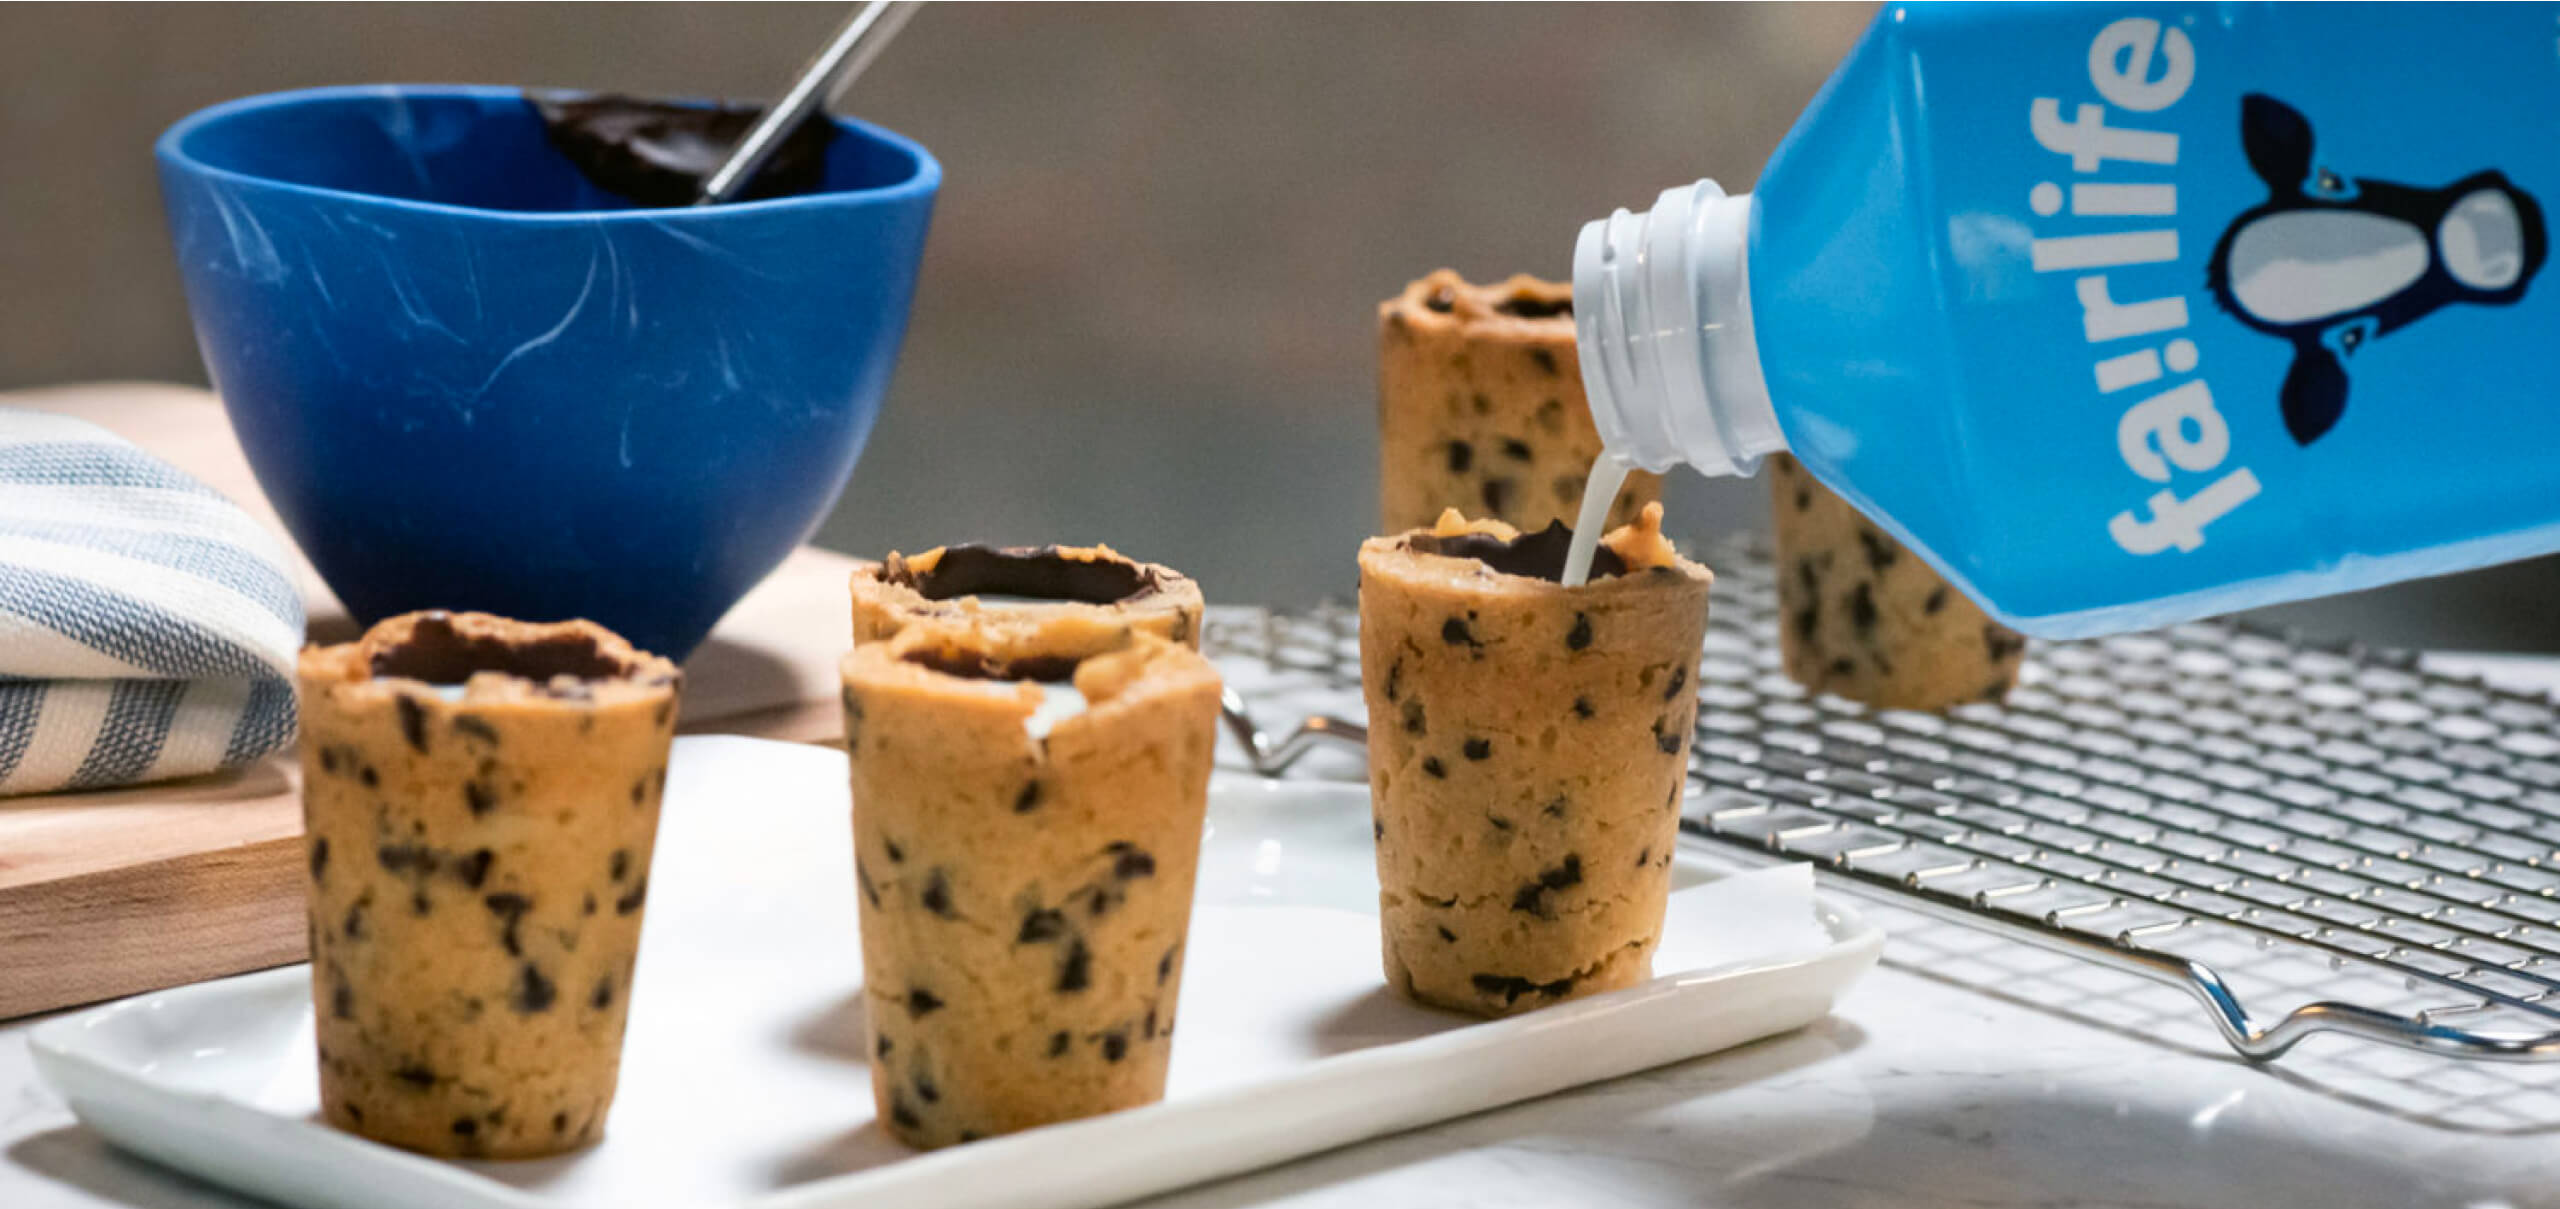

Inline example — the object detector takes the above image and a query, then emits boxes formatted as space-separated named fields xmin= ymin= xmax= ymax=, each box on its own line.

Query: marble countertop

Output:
xmin=8 ymin=654 xmax=2560 ymax=1209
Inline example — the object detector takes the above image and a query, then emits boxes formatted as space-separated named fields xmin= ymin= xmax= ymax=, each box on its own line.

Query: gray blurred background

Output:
xmin=3 ymin=3 xmax=2552 ymax=650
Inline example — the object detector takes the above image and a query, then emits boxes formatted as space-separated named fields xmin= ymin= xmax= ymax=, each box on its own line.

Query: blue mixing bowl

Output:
xmin=156 ymin=85 xmax=939 ymax=659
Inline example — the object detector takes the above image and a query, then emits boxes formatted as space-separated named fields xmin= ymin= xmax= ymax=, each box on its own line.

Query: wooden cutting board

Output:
xmin=0 ymin=383 xmax=860 ymax=1019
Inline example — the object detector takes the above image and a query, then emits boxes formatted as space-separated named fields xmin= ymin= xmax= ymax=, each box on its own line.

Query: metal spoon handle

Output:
xmin=695 ymin=0 xmax=923 ymax=206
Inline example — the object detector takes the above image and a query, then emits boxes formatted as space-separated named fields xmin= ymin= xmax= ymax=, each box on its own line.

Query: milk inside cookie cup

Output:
xmin=296 ymin=611 xmax=680 ymax=1159
xmin=1357 ymin=505 xmax=1712 ymax=1018
xmin=851 ymin=543 xmax=1205 ymax=652
xmin=839 ymin=623 xmax=1221 ymax=1149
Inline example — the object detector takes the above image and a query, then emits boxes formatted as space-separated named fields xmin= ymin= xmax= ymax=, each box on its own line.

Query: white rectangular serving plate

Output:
xmin=35 ymin=735 xmax=1880 ymax=1209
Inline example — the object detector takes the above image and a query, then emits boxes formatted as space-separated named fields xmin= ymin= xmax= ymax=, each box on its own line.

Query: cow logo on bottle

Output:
xmin=2207 ymin=94 xmax=2547 ymax=446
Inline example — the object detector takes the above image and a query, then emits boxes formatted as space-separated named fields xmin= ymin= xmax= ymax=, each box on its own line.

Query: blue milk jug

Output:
xmin=1571 ymin=3 xmax=2558 ymax=638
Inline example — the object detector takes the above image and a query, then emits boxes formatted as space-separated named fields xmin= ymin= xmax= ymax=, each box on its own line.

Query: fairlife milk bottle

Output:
xmin=1569 ymin=3 xmax=2558 ymax=637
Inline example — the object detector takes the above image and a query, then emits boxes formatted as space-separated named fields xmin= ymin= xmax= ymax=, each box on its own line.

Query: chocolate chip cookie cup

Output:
xmin=1769 ymin=455 xmax=2025 ymax=710
xmin=841 ymin=622 xmax=1221 ymax=1149
xmin=1378 ymin=269 xmax=1661 ymax=534
xmin=851 ymin=543 xmax=1205 ymax=651
xmin=296 ymin=611 xmax=681 ymax=1159
xmin=1358 ymin=505 xmax=1711 ymax=1018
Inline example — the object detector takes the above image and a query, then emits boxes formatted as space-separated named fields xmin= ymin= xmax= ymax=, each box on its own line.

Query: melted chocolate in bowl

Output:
xmin=1408 ymin=521 xmax=1628 ymax=584
xmin=369 ymin=614 xmax=634 ymax=682
xmin=895 ymin=545 xmax=1159 ymax=605
xmin=530 ymin=93 xmax=837 ymax=207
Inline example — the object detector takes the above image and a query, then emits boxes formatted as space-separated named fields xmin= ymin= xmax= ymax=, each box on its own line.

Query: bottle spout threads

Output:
xmin=1573 ymin=180 xmax=1783 ymax=478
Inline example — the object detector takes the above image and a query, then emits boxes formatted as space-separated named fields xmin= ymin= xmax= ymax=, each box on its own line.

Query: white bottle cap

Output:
xmin=1572 ymin=180 xmax=1783 ymax=477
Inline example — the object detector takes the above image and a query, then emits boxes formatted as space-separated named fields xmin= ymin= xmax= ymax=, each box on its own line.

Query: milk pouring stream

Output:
xmin=1556 ymin=3 xmax=2558 ymax=639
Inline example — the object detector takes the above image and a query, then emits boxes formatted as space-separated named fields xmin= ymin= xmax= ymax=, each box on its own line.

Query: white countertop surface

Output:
xmin=9 ymin=653 xmax=2560 ymax=1209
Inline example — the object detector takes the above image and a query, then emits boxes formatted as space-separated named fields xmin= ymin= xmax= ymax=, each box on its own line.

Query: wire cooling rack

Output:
xmin=1205 ymin=538 xmax=2560 ymax=1067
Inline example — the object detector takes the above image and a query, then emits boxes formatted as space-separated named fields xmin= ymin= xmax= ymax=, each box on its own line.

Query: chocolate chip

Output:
xmin=1441 ymin=617 xmax=1478 ymax=646
xmin=1048 ymin=1031 xmax=1071 ymax=1057
xmin=1159 ymin=945 xmax=1179 ymax=985
xmin=1849 ymin=582 xmax=1878 ymax=633
xmin=907 ymin=988 xmax=944 ymax=1018
xmin=885 ymin=839 xmax=905 ymax=863
xmin=512 ymin=963 xmax=556 ymax=1013
xmin=877 ymin=1035 xmax=894 ymax=1059
xmin=377 ymin=844 xmax=438 ymax=875
xmin=1924 ymin=586 xmax=1949 ymax=614
xmin=454 ymin=848 xmax=494 ymax=890
xmin=1383 ymin=659 xmax=1403 ymax=703
xmin=1015 ymin=780 xmax=1043 ymax=813
xmin=333 ymin=981 xmax=355 ymax=1020
xmin=319 ymin=747 xmax=340 ymax=775
xmin=889 ymin=1096 xmax=921 ymax=1131
xmin=592 ymin=976 xmax=614 ymax=1010
xmin=1795 ymin=487 xmax=1812 ymax=511
xmin=1480 ymin=477 xmax=1513 ymax=516
xmin=1438 ymin=926 xmax=1458 ymax=942
xmin=1108 ymin=843 xmax=1156 ymax=879
xmin=1664 ymin=665 xmax=1688 ymax=701
xmin=1567 ymin=613 xmax=1592 ymax=651
xmin=1470 ymin=972 xmax=1577 ymax=1005
xmin=393 ymin=1062 xmax=436 ymax=1089
xmin=1100 ymin=1032 xmax=1128 ymax=1062
xmin=1985 ymin=624 xmax=2027 ymax=662
xmin=1446 ymin=440 xmax=1473 ymax=474
xmin=921 ymin=869 xmax=955 ymax=917
xmin=453 ymin=714 xmax=499 ymax=745
xmin=1543 ymin=796 xmax=1567 ymax=819
xmin=1828 ymin=656 xmax=1857 ymax=677
xmin=553 ymin=1112 xmax=569 ymax=1134
xmin=346 ymin=1104 xmax=365 ymax=1124
xmin=1796 ymin=558 xmax=1821 ymax=592
xmin=1401 ymin=699 xmax=1427 ymax=735
xmin=451 ymin=1117 xmax=478 ymax=1138
xmin=309 ymin=838 xmax=330 ymax=881
xmin=1857 ymin=528 xmax=1898 ymax=572
xmin=915 ymin=1072 xmax=940 ymax=1104
xmin=1470 ymin=392 xmax=1492 ymax=415
xmin=1795 ymin=605 xmax=1821 ymax=642
xmin=466 ymin=781 xmax=497 ymax=817
xmin=1538 ymin=398 xmax=1567 ymax=433
xmin=1487 ymin=813 xmax=1512 ymax=832
xmin=396 ymin=695 xmax=429 ymax=754
xmin=615 ymin=878 xmax=648 ymax=915
xmin=1572 ymin=698 xmax=1594 ymax=719
xmin=343 ymin=901 xmax=367 ymax=940
xmin=610 ymin=849 xmax=630 ymax=881
xmin=1422 ymin=756 xmax=1447 ymax=779
xmin=1656 ymin=722 xmax=1683 ymax=754
xmin=360 ymin=765 xmax=378 ymax=789
xmin=960 ymin=1130 xmax=983 ymax=1143
xmin=1636 ymin=847 xmax=1651 ymax=868
xmin=584 ymin=892 xmax=599 ymax=916
xmin=1544 ymin=855 xmax=1583 ymax=889
xmin=1529 ymin=347 xmax=1559 ymax=375
xmin=1019 ymin=908 xmax=1067 ymax=943
xmin=1144 ymin=1006 xmax=1159 ymax=1039
xmin=484 ymin=892 xmax=530 ymax=955
xmin=1058 ymin=940 xmax=1091 ymax=993
xmin=412 ymin=890 xmax=433 ymax=916
xmin=1463 ymin=737 xmax=1491 ymax=761
xmin=1374 ymin=817 xmax=1386 ymax=840
xmin=1500 ymin=438 xmax=1533 ymax=462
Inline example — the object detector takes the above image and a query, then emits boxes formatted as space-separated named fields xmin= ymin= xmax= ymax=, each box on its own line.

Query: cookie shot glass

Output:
xmin=852 ymin=543 xmax=1205 ymax=651
xmin=297 ymin=611 xmax=681 ymax=1158
xmin=1358 ymin=504 xmax=1712 ymax=1017
xmin=1378 ymin=269 xmax=1661 ymax=534
xmin=1768 ymin=454 xmax=2025 ymax=710
xmin=841 ymin=618 xmax=1222 ymax=1149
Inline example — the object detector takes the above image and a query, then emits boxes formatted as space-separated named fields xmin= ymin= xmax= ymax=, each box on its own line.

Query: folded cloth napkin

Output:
xmin=0 ymin=409 xmax=304 ymax=795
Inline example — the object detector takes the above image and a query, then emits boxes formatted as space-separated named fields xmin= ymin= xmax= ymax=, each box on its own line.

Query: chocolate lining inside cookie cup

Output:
xmin=368 ymin=612 xmax=638 ymax=682
xmin=898 ymin=645 xmax=1086 ymax=684
xmin=1385 ymin=270 xmax=1575 ymax=331
xmin=304 ymin=611 xmax=679 ymax=703
xmin=1405 ymin=521 xmax=1629 ymax=584
xmin=888 ymin=544 xmax=1162 ymax=606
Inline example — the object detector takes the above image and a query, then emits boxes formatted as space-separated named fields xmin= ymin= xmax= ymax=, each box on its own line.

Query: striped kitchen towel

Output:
xmin=0 ymin=408 xmax=304 ymax=796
